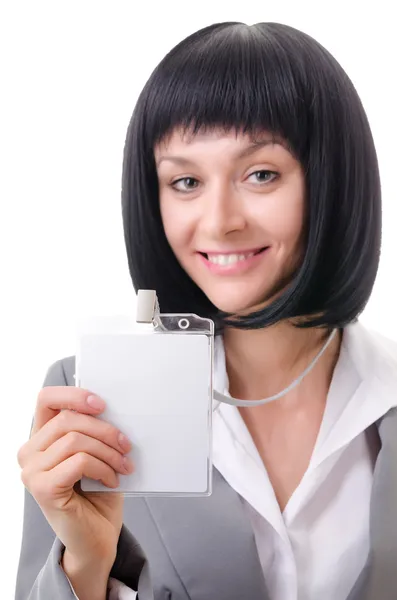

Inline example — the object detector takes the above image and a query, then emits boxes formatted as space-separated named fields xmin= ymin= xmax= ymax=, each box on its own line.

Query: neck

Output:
xmin=223 ymin=320 xmax=342 ymax=403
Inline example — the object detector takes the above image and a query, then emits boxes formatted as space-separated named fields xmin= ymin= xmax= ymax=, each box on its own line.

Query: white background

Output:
xmin=1 ymin=2 xmax=395 ymax=597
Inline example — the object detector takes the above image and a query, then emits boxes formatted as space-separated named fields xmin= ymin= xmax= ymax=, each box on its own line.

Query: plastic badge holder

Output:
xmin=76 ymin=290 xmax=214 ymax=497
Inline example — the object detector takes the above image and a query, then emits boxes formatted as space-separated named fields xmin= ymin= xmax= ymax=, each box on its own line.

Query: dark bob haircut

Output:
xmin=121 ymin=21 xmax=381 ymax=331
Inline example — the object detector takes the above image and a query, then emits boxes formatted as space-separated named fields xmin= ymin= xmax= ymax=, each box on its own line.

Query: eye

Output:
xmin=170 ymin=177 xmax=199 ymax=193
xmin=247 ymin=170 xmax=278 ymax=185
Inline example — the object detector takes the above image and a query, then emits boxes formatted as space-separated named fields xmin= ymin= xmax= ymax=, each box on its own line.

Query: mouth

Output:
xmin=198 ymin=247 xmax=269 ymax=266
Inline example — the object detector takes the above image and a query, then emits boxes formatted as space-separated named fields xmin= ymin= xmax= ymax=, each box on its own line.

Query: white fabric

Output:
xmin=65 ymin=321 xmax=397 ymax=600
xmin=108 ymin=577 xmax=137 ymax=599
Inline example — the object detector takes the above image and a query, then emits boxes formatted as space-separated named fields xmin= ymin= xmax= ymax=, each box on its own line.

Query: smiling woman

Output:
xmin=16 ymin=20 xmax=396 ymax=600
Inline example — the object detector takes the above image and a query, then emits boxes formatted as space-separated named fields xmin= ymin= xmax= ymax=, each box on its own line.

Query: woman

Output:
xmin=15 ymin=21 xmax=397 ymax=600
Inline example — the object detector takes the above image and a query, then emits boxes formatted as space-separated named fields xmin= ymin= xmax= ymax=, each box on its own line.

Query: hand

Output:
xmin=17 ymin=386 xmax=134 ymax=570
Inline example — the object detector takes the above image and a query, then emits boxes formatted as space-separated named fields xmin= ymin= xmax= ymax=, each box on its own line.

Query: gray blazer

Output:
xmin=15 ymin=354 xmax=397 ymax=600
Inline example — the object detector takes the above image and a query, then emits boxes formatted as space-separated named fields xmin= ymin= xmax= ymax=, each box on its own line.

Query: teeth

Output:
xmin=207 ymin=252 xmax=254 ymax=266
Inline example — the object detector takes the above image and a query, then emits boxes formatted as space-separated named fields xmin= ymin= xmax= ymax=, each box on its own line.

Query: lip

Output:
xmin=197 ymin=246 xmax=270 ymax=275
xmin=198 ymin=246 xmax=266 ymax=256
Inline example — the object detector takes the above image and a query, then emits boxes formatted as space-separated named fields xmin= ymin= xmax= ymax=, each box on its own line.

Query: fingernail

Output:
xmin=86 ymin=395 xmax=105 ymax=410
xmin=118 ymin=433 xmax=131 ymax=451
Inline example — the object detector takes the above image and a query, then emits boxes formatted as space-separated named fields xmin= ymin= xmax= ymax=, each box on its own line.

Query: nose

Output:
xmin=199 ymin=181 xmax=246 ymax=239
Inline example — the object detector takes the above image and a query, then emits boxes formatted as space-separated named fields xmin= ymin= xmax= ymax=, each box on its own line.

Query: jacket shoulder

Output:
xmin=42 ymin=355 xmax=75 ymax=387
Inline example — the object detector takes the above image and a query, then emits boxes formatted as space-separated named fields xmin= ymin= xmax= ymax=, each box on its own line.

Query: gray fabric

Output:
xmin=347 ymin=408 xmax=397 ymax=600
xmin=15 ymin=355 xmax=397 ymax=599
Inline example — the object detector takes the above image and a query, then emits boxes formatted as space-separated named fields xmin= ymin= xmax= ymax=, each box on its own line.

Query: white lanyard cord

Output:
xmin=213 ymin=328 xmax=338 ymax=408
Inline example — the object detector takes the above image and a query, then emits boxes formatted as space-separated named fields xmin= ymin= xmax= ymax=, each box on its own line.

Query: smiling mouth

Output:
xmin=199 ymin=247 xmax=269 ymax=266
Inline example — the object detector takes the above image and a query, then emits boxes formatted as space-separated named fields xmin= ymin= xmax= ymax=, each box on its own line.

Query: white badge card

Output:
xmin=76 ymin=307 xmax=214 ymax=497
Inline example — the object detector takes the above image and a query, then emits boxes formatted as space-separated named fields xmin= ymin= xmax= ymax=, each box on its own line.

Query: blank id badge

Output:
xmin=76 ymin=292 xmax=214 ymax=497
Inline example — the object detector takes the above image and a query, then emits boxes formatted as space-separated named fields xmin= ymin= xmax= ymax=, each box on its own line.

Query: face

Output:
xmin=154 ymin=128 xmax=306 ymax=315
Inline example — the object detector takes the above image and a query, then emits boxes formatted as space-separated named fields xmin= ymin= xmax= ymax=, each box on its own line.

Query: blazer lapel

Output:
xmin=147 ymin=467 xmax=269 ymax=600
xmin=347 ymin=406 xmax=397 ymax=600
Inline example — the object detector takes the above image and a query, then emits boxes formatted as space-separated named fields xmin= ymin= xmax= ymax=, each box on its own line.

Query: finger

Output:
xmin=33 ymin=409 xmax=131 ymax=454
xmin=24 ymin=453 xmax=120 ymax=503
xmin=50 ymin=452 xmax=120 ymax=491
xmin=32 ymin=386 xmax=106 ymax=435
xmin=37 ymin=431 xmax=134 ymax=475
xmin=18 ymin=410 xmax=132 ymax=468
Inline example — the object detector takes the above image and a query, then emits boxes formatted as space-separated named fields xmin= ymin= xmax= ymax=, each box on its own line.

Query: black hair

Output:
xmin=121 ymin=21 xmax=381 ymax=331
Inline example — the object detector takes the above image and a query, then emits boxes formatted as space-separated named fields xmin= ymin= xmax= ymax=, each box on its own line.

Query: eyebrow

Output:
xmin=156 ymin=138 xmax=288 ymax=168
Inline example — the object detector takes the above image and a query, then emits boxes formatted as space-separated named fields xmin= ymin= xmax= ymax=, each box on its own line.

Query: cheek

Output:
xmin=160 ymin=199 xmax=193 ymax=256
xmin=255 ymin=193 xmax=305 ymax=247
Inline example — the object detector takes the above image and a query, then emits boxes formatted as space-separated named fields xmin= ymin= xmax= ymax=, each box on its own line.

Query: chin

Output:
xmin=204 ymin=289 xmax=269 ymax=316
